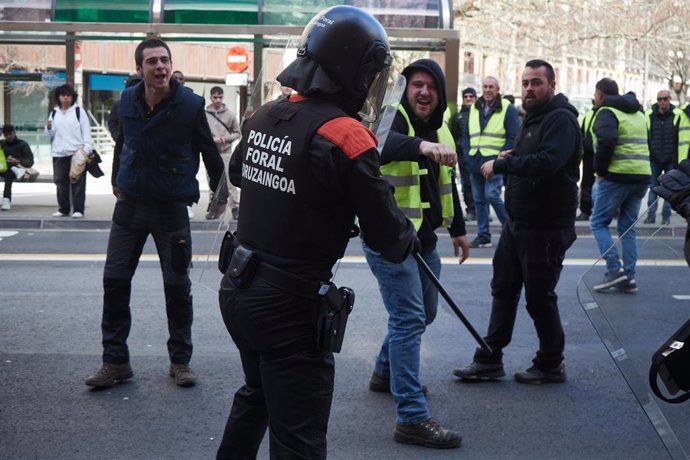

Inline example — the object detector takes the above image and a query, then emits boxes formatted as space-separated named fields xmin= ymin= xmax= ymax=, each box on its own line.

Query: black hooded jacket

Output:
xmin=493 ymin=93 xmax=581 ymax=226
xmin=380 ymin=58 xmax=466 ymax=248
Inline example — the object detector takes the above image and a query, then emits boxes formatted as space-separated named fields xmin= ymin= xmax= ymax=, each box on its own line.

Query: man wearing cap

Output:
xmin=0 ymin=125 xmax=35 ymax=211
xmin=450 ymin=87 xmax=477 ymax=221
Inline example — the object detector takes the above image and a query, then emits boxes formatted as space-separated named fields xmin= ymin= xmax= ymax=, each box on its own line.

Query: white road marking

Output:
xmin=0 ymin=254 xmax=686 ymax=267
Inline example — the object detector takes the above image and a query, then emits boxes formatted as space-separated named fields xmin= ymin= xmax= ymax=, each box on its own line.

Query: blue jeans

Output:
xmin=590 ymin=179 xmax=647 ymax=279
xmin=647 ymin=161 xmax=672 ymax=220
xmin=363 ymin=242 xmax=440 ymax=425
xmin=470 ymin=172 xmax=507 ymax=240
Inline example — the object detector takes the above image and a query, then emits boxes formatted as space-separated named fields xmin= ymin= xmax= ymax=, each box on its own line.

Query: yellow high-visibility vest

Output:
xmin=592 ymin=107 xmax=651 ymax=176
xmin=467 ymin=99 xmax=510 ymax=157
xmin=380 ymin=107 xmax=455 ymax=230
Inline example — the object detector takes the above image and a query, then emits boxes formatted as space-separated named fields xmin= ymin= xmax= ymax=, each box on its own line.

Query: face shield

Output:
xmin=358 ymin=56 xmax=393 ymax=123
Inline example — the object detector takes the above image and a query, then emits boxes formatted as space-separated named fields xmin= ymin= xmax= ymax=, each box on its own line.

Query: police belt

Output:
xmin=252 ymin=256 xmax=323 ymax=299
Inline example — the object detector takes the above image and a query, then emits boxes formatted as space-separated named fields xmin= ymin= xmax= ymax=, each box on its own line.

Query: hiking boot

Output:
xmin=593 ymin=269 xmax=627 ymax=291
xmin=452 ymin=361 xmax=505 ymax=381
xmin=575 ymin=212 xmax=589 ymax=221
xmin=394 ymin=419 xmax=461 ymax=449
xmin=369 ymin=373 xmax=428 ymax=395
xmin=514 ymin=363 xmax=566 ymax=384
xmin=170 ymin=363 xmax=196 ymax=387
xmin=643 ymin=215 xmax=656 ymax=224
xmin=617 ymin=278 xmax=638 ymax=294
xmin=85 ymin=363 xmax=133 ymax=387
xmin=469 ymin=236 xmax=492 ymax=248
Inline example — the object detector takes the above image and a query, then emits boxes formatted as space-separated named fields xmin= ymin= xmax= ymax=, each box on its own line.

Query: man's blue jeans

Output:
xmin=590 ymin=179 xmax=647 ymax=279
xmin=647 ymin=161 xmax=672 ymax=221
xmin=470 ymin=172 xmax=507 ymax=240
xmin=363 ymin=242 xmax=440 ymax=425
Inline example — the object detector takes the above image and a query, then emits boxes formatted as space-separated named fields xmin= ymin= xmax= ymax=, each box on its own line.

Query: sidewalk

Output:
xmin=0 ymin=152 xmax=223 ymax=230
xmin=1 ymin=154 xmax=686 ymax=236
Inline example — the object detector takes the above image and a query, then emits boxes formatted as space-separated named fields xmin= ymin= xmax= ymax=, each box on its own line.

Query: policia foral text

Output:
xmin=215 ymin=6 xmax=417 ymax=459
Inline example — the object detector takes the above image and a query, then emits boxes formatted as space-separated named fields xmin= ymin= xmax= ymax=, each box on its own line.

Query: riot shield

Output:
xmin=577 ymin=197 xmax=690 ymax=459
xmin=192 ymin=35 xmax=298 ymax=291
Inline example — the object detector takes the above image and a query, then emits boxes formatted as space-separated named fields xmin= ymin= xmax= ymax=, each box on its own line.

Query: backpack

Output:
xmin=51 ymin=106 xmax=80 ymax=122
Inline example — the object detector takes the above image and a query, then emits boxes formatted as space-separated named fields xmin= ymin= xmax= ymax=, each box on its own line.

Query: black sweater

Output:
xmin=493 ymin=93 xmax=581 ymax=227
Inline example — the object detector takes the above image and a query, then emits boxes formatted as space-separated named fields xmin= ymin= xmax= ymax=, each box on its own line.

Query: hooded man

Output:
xmin=589 ymin=79 xmax=651 ymax=293
xmin=454 ymin=59 xmax=581 ymax=384
xmin=364 ymin=58 xmax=468 ymax=449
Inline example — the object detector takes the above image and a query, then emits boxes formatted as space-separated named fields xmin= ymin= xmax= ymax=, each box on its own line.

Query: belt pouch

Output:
xmin=227 ymin=245 xmax=258 ymax=288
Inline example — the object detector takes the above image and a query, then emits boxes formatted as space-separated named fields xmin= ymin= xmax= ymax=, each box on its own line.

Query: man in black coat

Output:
xmin=644 ymin=89 xmax=679 ymax=225
xmin=454 ymin=59 xmax=581 ymax=384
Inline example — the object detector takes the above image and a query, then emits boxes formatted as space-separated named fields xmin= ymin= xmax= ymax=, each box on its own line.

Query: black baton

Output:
xmin=412 ymin=251 xmax=493 ymax=354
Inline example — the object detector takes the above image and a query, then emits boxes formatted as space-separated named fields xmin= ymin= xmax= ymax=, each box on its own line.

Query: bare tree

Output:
xmin=453 ymin=0 xmax=690 ymax=101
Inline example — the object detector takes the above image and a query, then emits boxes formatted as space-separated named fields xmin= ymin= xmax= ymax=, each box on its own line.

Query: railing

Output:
xmin=84 ymin=108 xmax=115 ymax=155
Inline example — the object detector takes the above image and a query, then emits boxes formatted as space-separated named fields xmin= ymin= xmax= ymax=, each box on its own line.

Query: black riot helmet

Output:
xmin=277 ymin=5 xmax=392 ymax=121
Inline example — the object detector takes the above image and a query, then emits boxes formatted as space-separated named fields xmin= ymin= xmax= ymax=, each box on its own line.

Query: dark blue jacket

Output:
xmin=113 ymin=79 xmax=223 ymax=203
xmin=647 ymin=103 xmax=678 ymax=165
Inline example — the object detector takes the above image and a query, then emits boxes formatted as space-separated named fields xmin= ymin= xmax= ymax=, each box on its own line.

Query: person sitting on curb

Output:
xmin=1 ymin=125 xmax=35 ymax=211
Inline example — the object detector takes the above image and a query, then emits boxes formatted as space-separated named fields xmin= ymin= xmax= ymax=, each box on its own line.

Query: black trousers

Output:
xmin=217 ymin=276 xmax=334 ymax=460
xmin=101 ymin=198 xmax=193 ymax=365
xmin=474 ymin=220 xmax=576 ymax=370
xmin=579 ymin=149 xmax=595 ymax=215
xmin=53 ymin=155 xmax=86 ymax=214
xmin=1 ymin=169 xmax=15 ymax=199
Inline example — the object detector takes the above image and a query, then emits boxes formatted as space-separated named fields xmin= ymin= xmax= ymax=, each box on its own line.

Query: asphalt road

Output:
xmin=1 ymin=229 xmax=689 ymax=459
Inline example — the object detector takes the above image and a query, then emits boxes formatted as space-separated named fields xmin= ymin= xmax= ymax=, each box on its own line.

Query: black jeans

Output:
xmin=474 ymin=220 xmax=576 ymax=370
xmin=101 ymin=198 xmax=193 ymax=365
xmin=217 ymin=276 xmax=334 ymax=460
xmin=1 ymin=169 xmax=15 ymax=199
xmin=53 ymin=155 xmax=86 ymax=214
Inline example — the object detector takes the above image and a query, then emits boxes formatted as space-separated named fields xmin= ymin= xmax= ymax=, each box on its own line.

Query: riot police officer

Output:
xmin=216 ymin=6 xmax=416 ymax=459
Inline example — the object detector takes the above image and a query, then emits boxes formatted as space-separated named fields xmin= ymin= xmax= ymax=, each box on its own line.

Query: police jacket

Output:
xmin=112 ymin=79 xmax=224 ymax=203
xmin=645 ymin=103 xmax=680 ymax=165
xmin=593 ymin=92 xmax=651 ymax=184
xmin=228 ymin=94 xmax=415 ymax=281
xmin=493 ymin=93 xmax=581 ymax=227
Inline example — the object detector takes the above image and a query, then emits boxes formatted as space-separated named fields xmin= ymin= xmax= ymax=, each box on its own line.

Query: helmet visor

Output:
xmin=358 ymin=63 xmax=393 ymax=123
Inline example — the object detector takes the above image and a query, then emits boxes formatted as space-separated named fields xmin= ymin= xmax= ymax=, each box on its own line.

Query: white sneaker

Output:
xmin=1 ymin=198 xmax=10 ymax=211
xmin=72 ymin=212 xmax=84 ymax=218
xmin=52 ymin=211 xmax=67 ymax=217
xmin=187 ymin=206 xmax=194 ymax=219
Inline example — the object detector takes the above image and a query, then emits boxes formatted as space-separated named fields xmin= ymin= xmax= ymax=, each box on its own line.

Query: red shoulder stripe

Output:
xmin=317 ymin=117 xmax=377 ymax=159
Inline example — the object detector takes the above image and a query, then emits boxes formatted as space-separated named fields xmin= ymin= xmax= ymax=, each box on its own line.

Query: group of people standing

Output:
xmin=50 ymin=4 xmax=688 ymax=459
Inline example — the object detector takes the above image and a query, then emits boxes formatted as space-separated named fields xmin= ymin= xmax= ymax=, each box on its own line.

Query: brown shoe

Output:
xmin=169 ymin=363 xmax=196 ymax=387
xmin=85 ymin=363 xmax=133 ymax=388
